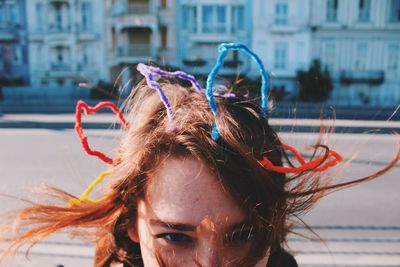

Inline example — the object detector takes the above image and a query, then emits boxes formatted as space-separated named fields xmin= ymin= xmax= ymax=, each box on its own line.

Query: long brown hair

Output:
xmin=0 ymin=82 xmax=399 ymax=266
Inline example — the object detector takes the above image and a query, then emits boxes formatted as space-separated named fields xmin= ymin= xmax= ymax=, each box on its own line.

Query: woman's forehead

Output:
xmin=142 ymin=156 xmax=246 ymax=227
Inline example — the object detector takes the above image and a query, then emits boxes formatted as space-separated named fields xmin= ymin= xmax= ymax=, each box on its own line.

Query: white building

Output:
xmin=176 ymin=0 xmax=252 ymax=77
xmin=252 ymin=0 xmax=312 ymax=98
xmin=311 ymin=0 xmax=400 ymax=106
xmin=27 ymin=0 xmax=108 ymax=91
xmin=105 ymin=0 xmax=176 ymax=86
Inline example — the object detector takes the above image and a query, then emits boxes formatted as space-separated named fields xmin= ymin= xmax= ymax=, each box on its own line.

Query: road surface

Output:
xmin=0 ymin=128 xmax=399 ymax=266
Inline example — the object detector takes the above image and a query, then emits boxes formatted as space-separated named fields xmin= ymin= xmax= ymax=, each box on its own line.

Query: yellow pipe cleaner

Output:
xmin=68 ymin=169 xmax=112 ymax=207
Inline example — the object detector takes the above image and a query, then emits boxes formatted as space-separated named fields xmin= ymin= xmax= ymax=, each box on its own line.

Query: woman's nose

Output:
xmin=195 ymin=243 xmax=227 ymax=267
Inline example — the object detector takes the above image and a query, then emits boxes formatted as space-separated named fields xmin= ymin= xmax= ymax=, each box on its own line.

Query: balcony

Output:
xmin=48 ymin=62 xmax=75 ymax=78
xmin=127 ymin=2 xmax=150 ymax=14
xmin=189 ymin=32 xmax=237 ymax=43
xmin=76 ymin=25 xmax=97 ymax=40
xmin=0 ymin=23 xmax=18 ymax=40
xmin=112 ymin=1 xmax=150 ymax=15
xmin=340 ymin=70 xmax=385 ymax=85
xmin=264 ymin=16 xmax=308 ymax=33
xmin=50 ymin=62 xmax=71 ymax=71
xmin=111 ymin=1 xmax=156 ymax=30
xmin=48 ymin=24 xmax=71 ymax=34
xmin=116 ymin=44 xmax=152 ymax=63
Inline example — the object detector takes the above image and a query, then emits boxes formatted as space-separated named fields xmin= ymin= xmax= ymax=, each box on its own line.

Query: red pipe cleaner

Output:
xmin=259 ymin=144 xmax=343 ymax=173
xmin=75 ymin=100 xmax=128 ymax=165
xmin=74 ymin=101 xmax=343 ymax=173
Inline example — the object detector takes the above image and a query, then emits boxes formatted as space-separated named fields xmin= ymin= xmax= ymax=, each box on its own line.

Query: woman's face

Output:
xmin=128 ymin=156 xmax=270 ymax=266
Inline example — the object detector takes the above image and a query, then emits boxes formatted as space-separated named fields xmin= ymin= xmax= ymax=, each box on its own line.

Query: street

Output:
xmin=0 ymin=128 xmax=399 ymax=266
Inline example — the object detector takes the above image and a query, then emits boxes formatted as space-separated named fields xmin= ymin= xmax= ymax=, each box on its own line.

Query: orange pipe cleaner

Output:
xmin=75 ymin=100 xmax=128 ymax=165
xmin=260 ymin=144 xmax=343 ymax=173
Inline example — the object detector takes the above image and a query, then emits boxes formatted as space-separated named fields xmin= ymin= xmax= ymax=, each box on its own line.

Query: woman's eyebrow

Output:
xmin=149 ymin=219 xmax=196 ymax=231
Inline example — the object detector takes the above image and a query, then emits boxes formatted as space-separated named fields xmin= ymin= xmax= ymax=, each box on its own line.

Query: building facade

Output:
xmin=0 ymin=0 xmax=29 ymax=84
xmin=26 ymin=0 xmax=108 ymax=91
xmin=311 ymin=0 xmax=400 ymax=106
xmin=175 ymin=0 xmax=252 ymax=77
xmin=252 ymin=0 xmax=312 ymax=97
xmin=105 ymin=0 xmax=175 ymax=87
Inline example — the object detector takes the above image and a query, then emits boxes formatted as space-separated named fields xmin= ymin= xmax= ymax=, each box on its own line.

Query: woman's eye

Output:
xmin=226 ymin=229 xmax=254 ymax=246
xmin=156 ymin=233 xmax=193 ymax=244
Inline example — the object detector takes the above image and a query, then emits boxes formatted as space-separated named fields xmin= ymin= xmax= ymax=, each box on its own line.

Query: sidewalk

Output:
xmin=0 ymin=113 xmax=399 ymax=133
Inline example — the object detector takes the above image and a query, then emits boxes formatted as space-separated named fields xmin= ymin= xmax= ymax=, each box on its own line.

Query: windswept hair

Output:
xmin=0 ymin=82 xmax=399 ymax=266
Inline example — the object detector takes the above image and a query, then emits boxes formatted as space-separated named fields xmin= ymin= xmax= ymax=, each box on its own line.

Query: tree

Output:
xmin=297 ymin=59 xmax=333 ymax=102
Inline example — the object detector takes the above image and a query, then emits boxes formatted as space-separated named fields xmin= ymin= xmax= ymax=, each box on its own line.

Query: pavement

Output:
xmin=0 ymin=113 xmax=399 ymax=133
xmin=0 ymin=115 xmax=399 ymax=266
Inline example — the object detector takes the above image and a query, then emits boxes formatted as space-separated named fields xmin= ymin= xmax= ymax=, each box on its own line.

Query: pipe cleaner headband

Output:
xmin=70 ymin=43 xmax=343 ymax=206
xmin=206 ymin=43 xmax=269 ymax=140
xmin=136 ymin=63 xmax=203 ymax=122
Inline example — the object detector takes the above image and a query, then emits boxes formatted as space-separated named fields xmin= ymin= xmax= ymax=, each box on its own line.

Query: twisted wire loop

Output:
xmin=67 ymin=169 xmax=112 ymax=207
xmin=206 ymin=43 xmax=270 ymax=140
xmin=75 ymin=100 xmax=128 ymax=165
xmin=260 ymin=144 xmax=343 ymax=173
xmin=72 ymin=65 xmax=205 ymax=206
xmin=72 ymin=100 xmax=129 ymax=206
xmin=137 ymin=63 xmax=204 ymax=123
xmin=71 ymin=44 xmax=344 ymax=206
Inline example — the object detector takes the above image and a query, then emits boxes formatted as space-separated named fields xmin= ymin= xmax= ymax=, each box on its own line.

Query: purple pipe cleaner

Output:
xmin=137 ymin=63 xmax=204 ymax=122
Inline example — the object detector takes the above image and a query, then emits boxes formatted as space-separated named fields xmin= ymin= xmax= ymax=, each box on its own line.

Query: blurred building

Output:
xmin=0 ymin=0 xmax=30 ymax=84
xmin=311 ymin=0 xmax=400 ymax=106
xmin=252 ymin=0 xmax=312 ymax=97
xmin=1 ymin=0 xmax=398 ymax=107
xmin=175 ymin=0 xmax=252 ymax=77
xmin=26 ymin=0 xmax=108 ymax=91
xmin=106 ymin=0 xmax=175 ymax=88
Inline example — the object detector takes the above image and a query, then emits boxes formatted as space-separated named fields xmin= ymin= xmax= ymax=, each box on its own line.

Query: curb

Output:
xmin=0 ymin=121 xmax=398 ymax=134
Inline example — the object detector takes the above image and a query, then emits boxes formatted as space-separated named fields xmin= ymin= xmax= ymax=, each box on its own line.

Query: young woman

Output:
xmin=0 ymin=45 xmax=398 ymax=266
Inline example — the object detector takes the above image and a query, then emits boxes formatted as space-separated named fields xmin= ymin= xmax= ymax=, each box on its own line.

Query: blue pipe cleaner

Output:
xmin=206 ymin=43 xmax=269 ymax=140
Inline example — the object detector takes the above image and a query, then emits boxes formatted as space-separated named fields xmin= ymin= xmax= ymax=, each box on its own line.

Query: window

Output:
xmin=12 ymin=45 xmax=22 ymax=65
xmin=182 ymin=5 xmax=196 ymax=32
xmin=111 ymin=27 xmax=116 ymax=48
xmin=387 ymin=44 xmax=399 ymax=70
xmin=274 ymin=42 xmax=288 ymax=69
xmin=0 ymin=45 xmax=3 ymax=69
xmin=9 ymin=3 xmax=19 ymax=25
xmin=36 ymin=45 xmax=42 ymax=64
xmin=296 ymin=42 xmax=306 ymax=69
xmin=358 ymin=0 xmax=371 ymax=22
xmin=56 ymin=47 xmax=64 ymax=63
xmin=275 ymin=2 xmax=288 ymax=25
xmin=389 ymin=0 xmax=400 ymax=22
xmin=201 ymin=5 xmax=227 ymax=33
xmin=161 ymin=0 xmax=167 ymax=9
xmin=0 ymin=3 xmax=19 ymax=26
xmin=0 ymin=4 xmax=5 ymax=25
xmin=82 ymin=2 xmax=93 ymax=32
xmin=36 ymin=3 xmax=44 ymax=32
xmin=82 ymin=45 xmax=89 ymax=65
xmin=355 ymin=43 xmax=368 ymax=70
xmin=161 ymin=26 xmax=167 ymax=49
xmin=323 ymin=42 xmax=335 ymax=70
xmin=326 ymin=0 xmax=338 ymax=22
xmin=54 ymin=4 xmax=63 ymax=30
xmin=232 ymin=5 xmax=244 ymax=33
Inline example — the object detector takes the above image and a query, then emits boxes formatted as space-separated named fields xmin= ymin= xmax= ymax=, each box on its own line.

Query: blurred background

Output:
xmin=0 ymin=0 xmax=399 ymax=266
xmin=0 ymin=0 xmax=399 ymax=111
